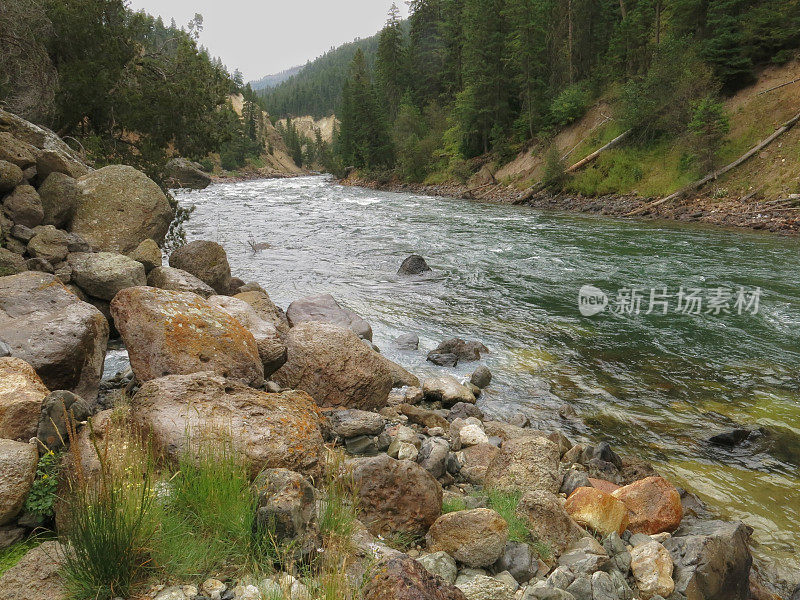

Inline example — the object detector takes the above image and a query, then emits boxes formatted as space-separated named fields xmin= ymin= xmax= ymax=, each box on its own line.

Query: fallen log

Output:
xmin=566 ymin=129 xmax=632 ymax=173
xmin=626 ymin=110 xmax=800 ymax=217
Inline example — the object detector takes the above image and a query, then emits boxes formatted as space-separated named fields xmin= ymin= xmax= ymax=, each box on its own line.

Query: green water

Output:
xmin=179 ymin=175 xmax=800 ymax=590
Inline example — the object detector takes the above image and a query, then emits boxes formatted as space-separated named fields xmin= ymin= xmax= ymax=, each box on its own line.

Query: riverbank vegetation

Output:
xmin=264 ymin=0 xmax=800 ymax=198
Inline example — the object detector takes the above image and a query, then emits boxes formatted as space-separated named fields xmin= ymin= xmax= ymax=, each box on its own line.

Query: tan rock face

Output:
xmin=0 ymin=272 xmax=108 ymax=400
xmin=0 ymin=540 xmax=65 ymax=600
xmin=352 ymin=454 xmax=442 ymax=537
xmin=516 ymin=490 xmax=585 ymax=556
xmin=71 ymin=165 xmax=172 ymax=253
xmin=132 ymin=372 xmax=324 ymax=478
xmin=110 ymin=287 xmax=264 ymax=386
xmin=611 ymin=476 xmax=682 ymax=534
xmin=0 ymin=357 xmax=49 ymax=441
xmin=168 ymin=240 xmax=232 ymax=295
xmin=234 ymin=290 xmax=290 ymax=337
xmin=147 ymin=266 xmax=214 ymax=298
xmin=630 ymin=540 xmax=675 ymax=599
xmin=564 ymin=486 xmax=629 ymax=536
xmin=426 ymin=509 xmax=509 ymax=567
xmin=0 ymin=438 xmax=38 ymax=525
xmin=361 ymin=555 xmax=468 ymax=600
xmin=206 ymin=295 xmax=287 ymax=377
xmin=272 ymin=322 xmax=392 ymax=410
xmin=484 ymin=435 xmax=561 ymax=494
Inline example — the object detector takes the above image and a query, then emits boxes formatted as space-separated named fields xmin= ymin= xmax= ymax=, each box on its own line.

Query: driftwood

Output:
xmin=566 ymin=129 xmax=631 ymax=173
xmin=757 ymin=77 xmax=800 ymax=96
xmin=626 ymin=110 xmax=800 ymax=217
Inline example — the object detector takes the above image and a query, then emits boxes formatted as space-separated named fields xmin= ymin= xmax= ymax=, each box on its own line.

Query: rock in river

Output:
xmin=0 ymin=272 xmax=108 ymax=401
xmin=168 ymin=239 xmax=232 ymax=295
xmin=110 ymin=286 xmax=264 ymax=386
xmin=397 ymin=254 xmax=432 ymax=275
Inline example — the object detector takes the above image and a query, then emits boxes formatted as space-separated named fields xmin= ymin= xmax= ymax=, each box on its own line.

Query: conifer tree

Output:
xmin=376 ymin=4 xmax=406 ymax=119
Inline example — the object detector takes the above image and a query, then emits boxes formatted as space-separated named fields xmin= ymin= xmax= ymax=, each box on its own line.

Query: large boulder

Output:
xmin=564 ymin=486 xmax=629 ymax=536
xmin=37 ymin=172 xmax=78 ymax=228
xmin=379 ymin=354 xmax=420 ymax=388
xmin=0 ymin=160 xmax=23 ymax=193
xmin=132 ymin=372 xmax=324 ymax=478
xmin=110 ymin=287 xmax=264 ymax=386
xmin=168 ymin=240 xmax=232 ymax=295
xmin=68 ymin=252 xmax=147 ymax=301
xmin=362 ymin=555 xmax=468 ymax=600
xmin=147 ymin=266 xmax=214 ymax=298
xmin=206 ymin=295 xmax=287 ymax=376
xmin=235 ymin=290 xmax=290 ymax=337
xmin=71 ymin=165 xmax=172 ymax=253
xmin=352 ymin=454 xmax=442 ymax=537
xmin=484 ymin=435 xmax=560 ymax=494
xmin=2 ymin=184 xmax=43 ymax=227
xmin=0 ymin=439 xmax=38 ymax=525
xmin=426 ymin=509 xmax=509 ymax=567
xmin=0 ymin=540 xmax=65 ymax=600
xmin=515 ymin=490 xmax=585 ymax=556
xmin=27 ymin=225 xmax=70 ymax=264
xmin=0 ymin=272 xmax=108 ymax=400
xmin=273 ymin=322 xmax=392 ymax=409
xmin=662 ymin=519 xmax=752 ymax=600
xmin=611 ymin=476 xmax=682 ymax=535
xmin=0 ymin=357 xmax=49 ymax=441
xmin=0 ymin=248 xmax=26 ymax=276
xmin=164 ymin=157 xmax=211 ymax=190
xmin=286 ymin=293 xmax=373 ymax=341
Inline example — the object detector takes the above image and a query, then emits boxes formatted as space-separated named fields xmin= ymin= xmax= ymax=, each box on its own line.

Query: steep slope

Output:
xmin=250 ymin=65 xmax=303 ymax=91
xmin=276 ymin=115 xmax=338 ymax=144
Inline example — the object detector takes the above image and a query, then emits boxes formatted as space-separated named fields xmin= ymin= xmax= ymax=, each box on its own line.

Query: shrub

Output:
xmin=542 ymin=145 xmax=567 ymax=190
xmin=549 ymin=83 xmax=591 ymax=127
xmin=60 ymin=418 xmax=156 ymax=600
xmin=23 ymin=450 xmax=61 ymax=520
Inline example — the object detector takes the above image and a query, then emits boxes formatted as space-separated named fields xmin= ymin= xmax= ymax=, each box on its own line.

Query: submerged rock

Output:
xmin=429 ymin=338 xmax=488 ymax=362
xmin=398 ymin=254 xmax=432 ymax=275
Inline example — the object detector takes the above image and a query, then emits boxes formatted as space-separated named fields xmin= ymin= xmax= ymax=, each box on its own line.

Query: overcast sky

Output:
xmin=127 ymin=0 xmax=408 ymax=81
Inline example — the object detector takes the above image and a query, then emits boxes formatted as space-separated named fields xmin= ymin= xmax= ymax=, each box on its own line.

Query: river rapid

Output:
xmin=176 ymin=175 xmax=800 ymax=588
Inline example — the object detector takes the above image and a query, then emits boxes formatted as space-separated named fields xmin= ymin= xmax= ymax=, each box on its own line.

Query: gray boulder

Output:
xmin=0 ymin=272 xmax=108 ymax=400
xmin=164 ymin=157 xmax=211 ymax=189
xmin=71 ymin=165 xmax=172 ymax=253
xmin=0 ymin=439 xmax=38 ymax=526
xmin=37 ymin=172 xmax=78 ymax=228
xmin=27 ymin=225 xmax=70 ymax=263
xmin=429 ymin=338 xmax=488 ymax=362
xmin=168 ymin=239 xmax=232 ymax=294
xmin=147 ymin=265 xmax=214 ymax=298
xmin=470 ymin=365 xmax=492 ymax=388
xmin=2 ymin=185 xmax=43 ymax=227
xmin=286 ymin=293 xmax=373 ymax=341
xmin=68 ymin=252 xmax=147 ymax=300
xmin=393 ymin=332 xmax=419 ymax=350
xmin=328 ymin=409 xmax=386 ymax=438
xmin=253 ymin=468 xmax=318 ymax=555
xmin=36 ymin=390 xmax=90 ymax=451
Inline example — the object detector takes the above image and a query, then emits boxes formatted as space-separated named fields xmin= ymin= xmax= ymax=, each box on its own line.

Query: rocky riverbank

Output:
xmin=0 ymin=109 xmax=795 ymax=600
xmin=342 ymin=176 xmax=800 ymax=235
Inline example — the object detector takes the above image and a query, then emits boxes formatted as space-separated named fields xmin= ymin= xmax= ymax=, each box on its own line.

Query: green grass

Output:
xmin=441 ymin=496 xmax=468 ymax=514
xmin=318 ymin=450 xmax=358 ymax=542
xmin=152 ymin=437 xmax=274 ymax=581
xmin=484 ymin=490 xmax=553 ymax=561
xmin=0 ymin=535 xmax=51 ymax=578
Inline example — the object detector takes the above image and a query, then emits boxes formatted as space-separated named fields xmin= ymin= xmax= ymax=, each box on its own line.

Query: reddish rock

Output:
xmin=589 ymin=478 xmax=621 ymax=494
xmin=611 ymin=476 xmax=683 ymax=534
xmin=362 ymin=555 xmax=468 ymax=600
xmin=565 ymin=486 xmax=629 ymax=536
xmin=352 ymin=454 xmax=442 ymax=537
xmin=110 ymin=287 xmax=264 ymax=386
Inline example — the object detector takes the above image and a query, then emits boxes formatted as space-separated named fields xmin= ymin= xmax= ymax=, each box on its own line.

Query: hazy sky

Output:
xmin=128 ymin=0 xmax=408 ymax=81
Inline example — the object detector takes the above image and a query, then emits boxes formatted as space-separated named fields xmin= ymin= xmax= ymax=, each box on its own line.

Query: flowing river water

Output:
xmin=175 ymin=175 xmax=800 ymax=588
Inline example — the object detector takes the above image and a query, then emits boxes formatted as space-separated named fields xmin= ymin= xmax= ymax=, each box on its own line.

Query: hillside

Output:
xmin=258 ymin=33 xmax=382 ymax=118
xmin=249 ymin=65 xmax=303 ymax=91
xmin=276 ymin=115 xmax=338 ymax=144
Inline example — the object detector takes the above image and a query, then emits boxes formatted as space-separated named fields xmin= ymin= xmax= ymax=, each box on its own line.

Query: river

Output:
xmin=175 ymin=175 xmax=800 ymax=588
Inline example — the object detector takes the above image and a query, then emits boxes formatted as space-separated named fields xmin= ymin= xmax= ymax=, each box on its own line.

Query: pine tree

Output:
xmin=375 ymin=3 xmax=406 ymax=119
xmin=408 ymin=0 xmax=443 ymax=105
